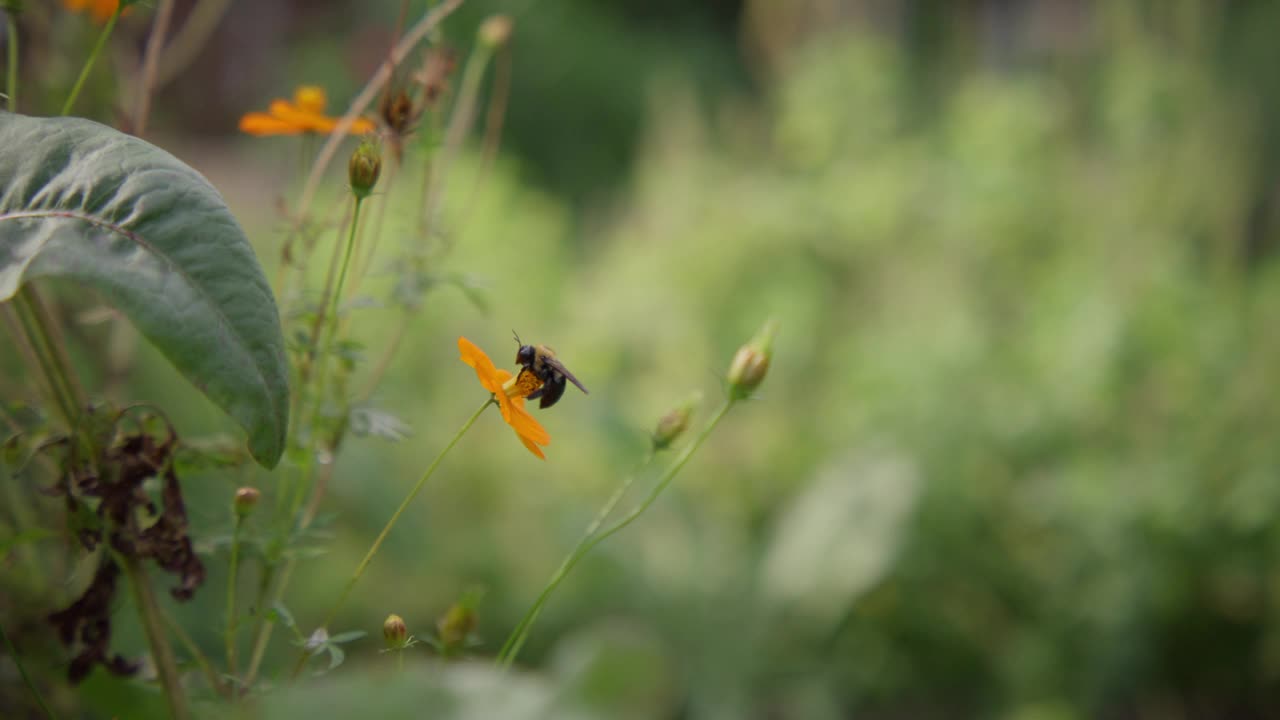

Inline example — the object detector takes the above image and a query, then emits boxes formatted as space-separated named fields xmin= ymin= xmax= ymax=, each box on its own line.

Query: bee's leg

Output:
xmin=527 ymin=387 xmax=544 ymax=400
xmin=539 ymin=375 xmax=567 ymax=409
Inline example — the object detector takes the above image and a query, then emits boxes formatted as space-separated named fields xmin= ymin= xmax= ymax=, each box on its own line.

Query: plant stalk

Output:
xmin=224 ymin=514 xmax=244 ymax=681
xmin=121 ymin=556 xmax=191 ymax=720
xmin=0 ymin=618 xmax=56 ymax=719
xmin=5 ymin=10 xmax=18 ymax=112
xmin=290 ymin=398 xmax=492 ymax=679
xmin=133 ymin=0 xmax=175 ymax=136
xmin=61 ymin=6 xmax=122 ymax=116
xmin=497 ymin=400 xmax=736 ymax=667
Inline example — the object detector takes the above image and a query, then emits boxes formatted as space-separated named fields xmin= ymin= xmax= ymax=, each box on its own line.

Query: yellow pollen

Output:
xmin=503 ymin=369 xmax=543 ymax=399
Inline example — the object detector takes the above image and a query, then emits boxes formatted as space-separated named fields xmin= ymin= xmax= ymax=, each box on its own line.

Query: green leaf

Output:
xmin=0 ymin=112 xmax=289 ymax=467
xmin=327 ymin=630 xmax=367 ymax=644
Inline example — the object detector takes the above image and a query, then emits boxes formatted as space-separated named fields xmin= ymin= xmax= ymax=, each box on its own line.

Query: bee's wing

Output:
xmin=543 ymin=355 xmax=588 ymax=394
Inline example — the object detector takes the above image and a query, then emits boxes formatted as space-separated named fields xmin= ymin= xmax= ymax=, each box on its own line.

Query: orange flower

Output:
xmin=459 ymin=337 xmax=551 ymax=459
xmin=62 ymin=0 xmax=127 ymax=23
xmin=238 ymin=85 xmax=377 ymax=137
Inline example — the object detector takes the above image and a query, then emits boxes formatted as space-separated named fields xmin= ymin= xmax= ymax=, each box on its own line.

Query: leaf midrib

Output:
xmin=0 ymin=208 xmax=276 ymax=419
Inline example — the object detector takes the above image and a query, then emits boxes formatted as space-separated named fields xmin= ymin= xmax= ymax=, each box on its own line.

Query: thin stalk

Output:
xmin=290 ymin=398 xmax=492 ymax=680
xmin=296 ymin=0 xmax=464 ymax=219
xmin=120 ymin=556 xmax=191 ymax=720
xmin=346 ymin=160 xmax=397 ymax=305
xmin=290 ymin=196 xmax=364 ymax=521
xmin=497 ymin=400 xmax=736 ymax=668
xmin=420 ymin=41 xmax=494 ymax=235
xmin=161 ymin=604 xmax=229 ymax=699
xmin=133 ymin=0 xmax=176 ymax=136
xmin=0 ymin=618 xmax=56 ymax=719
xmin=460 ymin=43 xmax=512 ymax=225
xmin=5 ymin=10 xmax=18 ymax=112
xmin=154 ymin=0 xmax=233 ymax=90
xmin=494 ymin=451 xmax=656 ymax=665
xmin=11 ymin=291 xmax=76 ymax=428
xmin=61 ymin=6 xmax=122 ymax=116
xmin=224 ymin=514 xmax=245 ymax=680
xmin=23 ymin=288 xmax=85 ymax=410
xmin=241 ymin=558 xmax=281 ymax=688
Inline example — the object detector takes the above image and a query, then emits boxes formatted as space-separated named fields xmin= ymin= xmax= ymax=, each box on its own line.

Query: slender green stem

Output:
xmin=241 ymin=558 xmax=280 ymax=688
xmin=290 ymin=197 xmax=364 ymax=522
xmin=60 ymin=6 xmax=121 ymax=116
xmin=0 ymin=618 xmax=56 ymax=719
xmin=497 ymin=399 xmax=736 ymax=668
xmin=225 ymin=515 xmax=245 ymax=681
xmin=120 ymin=556 xmax=191 ymax=720
xmin=11 ymin=290 xmax=76 ymax=428
xmin=495 ymin=451 xmax=656 ymax=664
xmin=290 ymin=398 xmax=492 ymax=680
xmin=5 ymin=10 xmax=18 ymax=112
xmin=160 ymin=603 xmax=229 ymax=699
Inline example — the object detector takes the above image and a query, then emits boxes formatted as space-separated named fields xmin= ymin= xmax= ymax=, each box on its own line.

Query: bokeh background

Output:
xmin=7 ymin=0 xmax=1280 ymax=717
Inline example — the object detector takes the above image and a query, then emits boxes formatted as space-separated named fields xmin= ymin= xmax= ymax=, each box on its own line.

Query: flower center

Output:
xmin=294 ymin=86 xmax=327 ymax=114
xmin=502 ymin=369 xmax=544 ymax=399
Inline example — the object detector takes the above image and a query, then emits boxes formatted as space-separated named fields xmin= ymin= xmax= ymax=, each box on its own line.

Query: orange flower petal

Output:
xmin=239 ymin=113 xmax=304 ymax=136
xmin=508 ymin=403 xmax=551 ymax=446
xmin=518 ymin=433 xmax=546 ymax=460
xmin=459 ymin=336 xmax=503 ymax=394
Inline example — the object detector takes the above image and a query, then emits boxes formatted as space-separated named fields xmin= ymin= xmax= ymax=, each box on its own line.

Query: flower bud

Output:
xmin=652 ymin=393 xmax=701 ymax=451
xmin=478 ymin=15 xmax=514 ymax=49
xmin=233 ymin=487 xmax=260 ymax=518
xmin=436 ymin=602 xmax=477 ymax=651
xmin=348 ymin=137 xmax=382 ymax=199
xmin=383 ymin=614 xmax=408 ymax=647
xmin=727 ymin=319 xmax=777 ymax=400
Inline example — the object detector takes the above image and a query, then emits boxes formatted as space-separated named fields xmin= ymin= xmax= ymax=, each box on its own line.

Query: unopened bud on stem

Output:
xmin=233 ymin=487 xmax=260 ymax=518
xmin=478 ymin=15 xmax=513 ymax=49
xmin=727 ymin=319 xmax=777 ymax=400
xmin=383 ymin=614 xmax=408 ymax=647
xmin=652 ymin=393 xmax=701 ymax=450
xmin=348 ymin=137 xmax=382 ymax=199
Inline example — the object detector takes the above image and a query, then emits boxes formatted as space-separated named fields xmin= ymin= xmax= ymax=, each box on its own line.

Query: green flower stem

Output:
xmin=60 ymin=5 xmax=121 ymax=116
xmin=287 ymin=196 xmax=365 ymax=524
xmin=5 ymin=10 xmax=18 ymax=112
xmin=495 ymin=451 xmax=657 ymax=665
xmin=240 ymin=558 xmax=279 ymax=688
xmin=290 ymin=398 xmax=493 ymax=680
xmin=225 ymin=514 xmax=245 ymax=681
xmin=10 ymin=289 xmax=76 ymax=428
xmin=160 ymin=603 xmax=228 ymax=699
xmin=497 ymin=399 xmax=736 ymax=668
xmin=0 ymin=618 xmax=56 ymax=719
xmin=119 ymin=555 xmax=191 ymax=720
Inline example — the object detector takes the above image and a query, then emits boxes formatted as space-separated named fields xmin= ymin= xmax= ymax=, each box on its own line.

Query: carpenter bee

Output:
xmin=513 ymin=332 xmax=589 ymax=409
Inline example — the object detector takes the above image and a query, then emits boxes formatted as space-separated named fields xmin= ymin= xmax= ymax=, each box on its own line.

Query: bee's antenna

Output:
xmin=512 ymin=330 xmax=522 ymax=346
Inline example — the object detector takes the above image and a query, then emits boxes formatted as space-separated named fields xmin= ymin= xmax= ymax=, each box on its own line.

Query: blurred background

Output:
xmin=7 ymin=0 xmax=1280 ymax=717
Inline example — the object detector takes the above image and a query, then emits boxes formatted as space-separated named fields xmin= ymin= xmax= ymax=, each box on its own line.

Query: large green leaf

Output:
xmin=0 ymin=112 xmax=288 ymax=467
